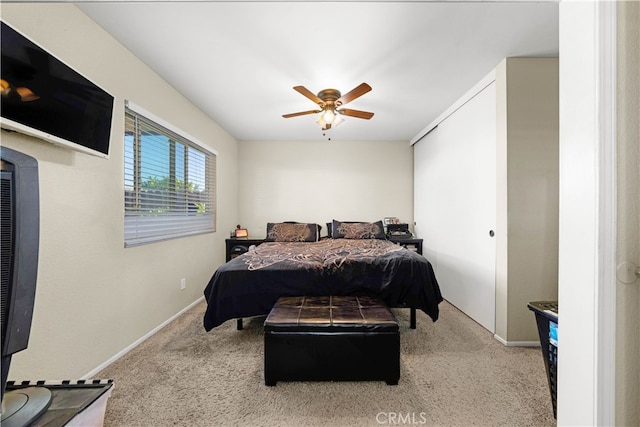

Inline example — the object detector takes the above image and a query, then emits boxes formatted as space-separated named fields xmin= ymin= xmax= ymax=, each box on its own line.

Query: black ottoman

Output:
xmin=264 ymin=295 xmax=400 ymax=386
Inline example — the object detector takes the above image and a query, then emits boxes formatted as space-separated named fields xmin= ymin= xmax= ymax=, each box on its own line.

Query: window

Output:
xmin=124 ymin=102 xmax=216 ymax=247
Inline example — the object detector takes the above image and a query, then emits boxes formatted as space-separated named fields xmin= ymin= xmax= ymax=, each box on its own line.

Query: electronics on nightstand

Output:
xmin=386 ymin=223 xmax=412 ymax=238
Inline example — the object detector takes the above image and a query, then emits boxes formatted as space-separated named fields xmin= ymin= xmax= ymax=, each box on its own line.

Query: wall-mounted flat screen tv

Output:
xmin=1 ymin=21 xmax=114 ymax=158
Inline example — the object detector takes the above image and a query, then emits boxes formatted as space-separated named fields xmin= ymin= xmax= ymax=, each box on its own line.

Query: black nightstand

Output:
xmin=225 ymin=238 xmax=264 ymax=262
xmin=387 ymin=237 xmax=423 ymax=255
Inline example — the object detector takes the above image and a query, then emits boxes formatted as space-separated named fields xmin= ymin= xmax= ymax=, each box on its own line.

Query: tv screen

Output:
xmin=1 ymin=21 xmax=114 ymax=158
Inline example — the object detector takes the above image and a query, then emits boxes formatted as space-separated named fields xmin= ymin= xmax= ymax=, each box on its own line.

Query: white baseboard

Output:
xmin=82 ymin=297 xmax=204 ymax=379
xmin=493 ymin=334 xmax=540 ymax=347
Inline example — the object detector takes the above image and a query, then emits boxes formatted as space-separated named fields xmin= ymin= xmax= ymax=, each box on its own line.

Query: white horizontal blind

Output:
xmin=124 ymin=105 xmax=216 ymax=247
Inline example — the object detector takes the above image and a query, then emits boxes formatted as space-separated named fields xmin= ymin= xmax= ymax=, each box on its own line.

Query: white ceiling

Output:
xmin=78 ymin=1 xmax=559 ymax=143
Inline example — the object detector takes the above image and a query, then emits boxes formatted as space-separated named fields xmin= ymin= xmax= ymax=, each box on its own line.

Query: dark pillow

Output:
xmin=266 ymin=222 xmax=319 ymax=242
xmin=326 ymin=222 xmax=332 ymax=238
xmin=331 ymin=219 xmax=386 ymax=240
xmin=285 ymin=221 xmax=321 ymax=237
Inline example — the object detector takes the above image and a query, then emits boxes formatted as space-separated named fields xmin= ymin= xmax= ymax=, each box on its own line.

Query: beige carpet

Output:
xmin=97 ymin=300 xmax=555 ymax=426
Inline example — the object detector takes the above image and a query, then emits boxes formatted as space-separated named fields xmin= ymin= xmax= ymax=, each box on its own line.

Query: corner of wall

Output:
xmin=504 ymin=57 xmax=560 ymax=342
xmin=494 ymin=59 xmax=510 ymax=340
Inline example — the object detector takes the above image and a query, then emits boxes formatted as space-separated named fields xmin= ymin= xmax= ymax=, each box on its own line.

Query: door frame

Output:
xmin=557 ymin=1 xmax=616 ymax=424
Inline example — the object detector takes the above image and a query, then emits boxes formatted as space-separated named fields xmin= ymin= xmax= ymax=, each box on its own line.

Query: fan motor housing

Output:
xmin=317 ymin=88 xmax=341 ymax=105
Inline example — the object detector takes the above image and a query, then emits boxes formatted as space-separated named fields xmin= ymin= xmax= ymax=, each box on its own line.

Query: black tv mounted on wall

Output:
xmin=0 ymin=21 xmax=114 ymax=158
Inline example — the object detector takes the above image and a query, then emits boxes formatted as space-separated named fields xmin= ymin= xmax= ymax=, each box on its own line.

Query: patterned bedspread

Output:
xmin=203 ymin=239 xmax=443 ymax=330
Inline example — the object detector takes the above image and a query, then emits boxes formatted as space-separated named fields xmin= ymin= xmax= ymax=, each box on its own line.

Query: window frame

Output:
xmin=124 ymin=100 xmax=217 ymax=247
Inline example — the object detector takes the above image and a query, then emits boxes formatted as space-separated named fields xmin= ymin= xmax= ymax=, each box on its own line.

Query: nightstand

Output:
xmin=225 ymin=238 xmax=264 ymax=262
xmin=387 ymin=237 xmax=423 ymax=255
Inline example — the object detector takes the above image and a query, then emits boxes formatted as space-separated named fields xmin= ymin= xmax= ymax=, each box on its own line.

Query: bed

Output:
xmin=203 ymin=221 xmax=443 ymax=331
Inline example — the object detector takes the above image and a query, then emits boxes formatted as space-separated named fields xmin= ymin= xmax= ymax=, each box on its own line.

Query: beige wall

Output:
xmin=1 ymin=4 xmax=239 ymax=379
xmin=495 ymin=58 xmax=559 ymax=343
xmin=237 ymin=140 xmax=414 ymax=238
xmin=616 ymin=1 xmax=640 ymax=424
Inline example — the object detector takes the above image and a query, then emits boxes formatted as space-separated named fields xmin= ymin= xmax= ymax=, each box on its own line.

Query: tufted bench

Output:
xmin=264 ymin=295 xmax=400 ymax=386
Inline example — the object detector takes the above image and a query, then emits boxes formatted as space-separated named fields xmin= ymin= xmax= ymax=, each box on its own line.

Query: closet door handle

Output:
xmin=489 ymin=230 xmax=495 ymax=237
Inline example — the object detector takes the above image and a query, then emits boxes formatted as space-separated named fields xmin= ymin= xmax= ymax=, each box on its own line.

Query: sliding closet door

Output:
xmin=414 ymin=82 xmax=496 ymax=332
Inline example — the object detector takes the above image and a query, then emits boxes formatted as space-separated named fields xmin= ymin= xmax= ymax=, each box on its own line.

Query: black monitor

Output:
xmin=1 ymin=146 xmax=51 ymax=425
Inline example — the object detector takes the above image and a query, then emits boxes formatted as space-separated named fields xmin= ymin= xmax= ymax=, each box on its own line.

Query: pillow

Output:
xmin=265 ymin=222 xmax=319 ymax=242
xmin=331 ymin=219 xmax=386 ymax=240
xmin=285 ymin=221 xmax=321 ymax=237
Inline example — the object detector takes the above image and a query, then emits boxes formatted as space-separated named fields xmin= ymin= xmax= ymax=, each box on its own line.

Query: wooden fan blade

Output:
xmin=336 ymin=83 xmax=371 ymax=106
xmin=337 ymin=108 xmax=374 ymax=119
xmin=293 ymin=86 xmax=324 ymax=106
xmin=282 ymin=109 xmax=322 ymax=118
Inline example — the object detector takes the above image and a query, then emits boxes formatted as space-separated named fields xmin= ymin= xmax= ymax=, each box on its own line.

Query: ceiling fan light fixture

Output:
xmin=321 ymin=109 xmax=335 ymax=123
xmin=316 ymin=113 xmax=333 ymax=130
xmin=284 ymin=83 xmax=372 ymax=131
xmin=316 ymin=107 xmax=344 ymax=130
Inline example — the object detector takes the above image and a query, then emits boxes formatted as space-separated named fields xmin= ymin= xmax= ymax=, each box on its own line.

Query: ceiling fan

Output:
xmin=282 ymin=83 xmax=374 ymax=130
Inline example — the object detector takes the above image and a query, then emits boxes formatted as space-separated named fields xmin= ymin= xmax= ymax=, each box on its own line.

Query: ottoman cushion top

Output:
xmin=264 ymin=296 xmax=398 ymax=333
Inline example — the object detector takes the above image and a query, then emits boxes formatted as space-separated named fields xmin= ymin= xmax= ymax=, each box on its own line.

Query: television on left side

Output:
xmin=1 ymin=21 xmax=114 ymax=159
